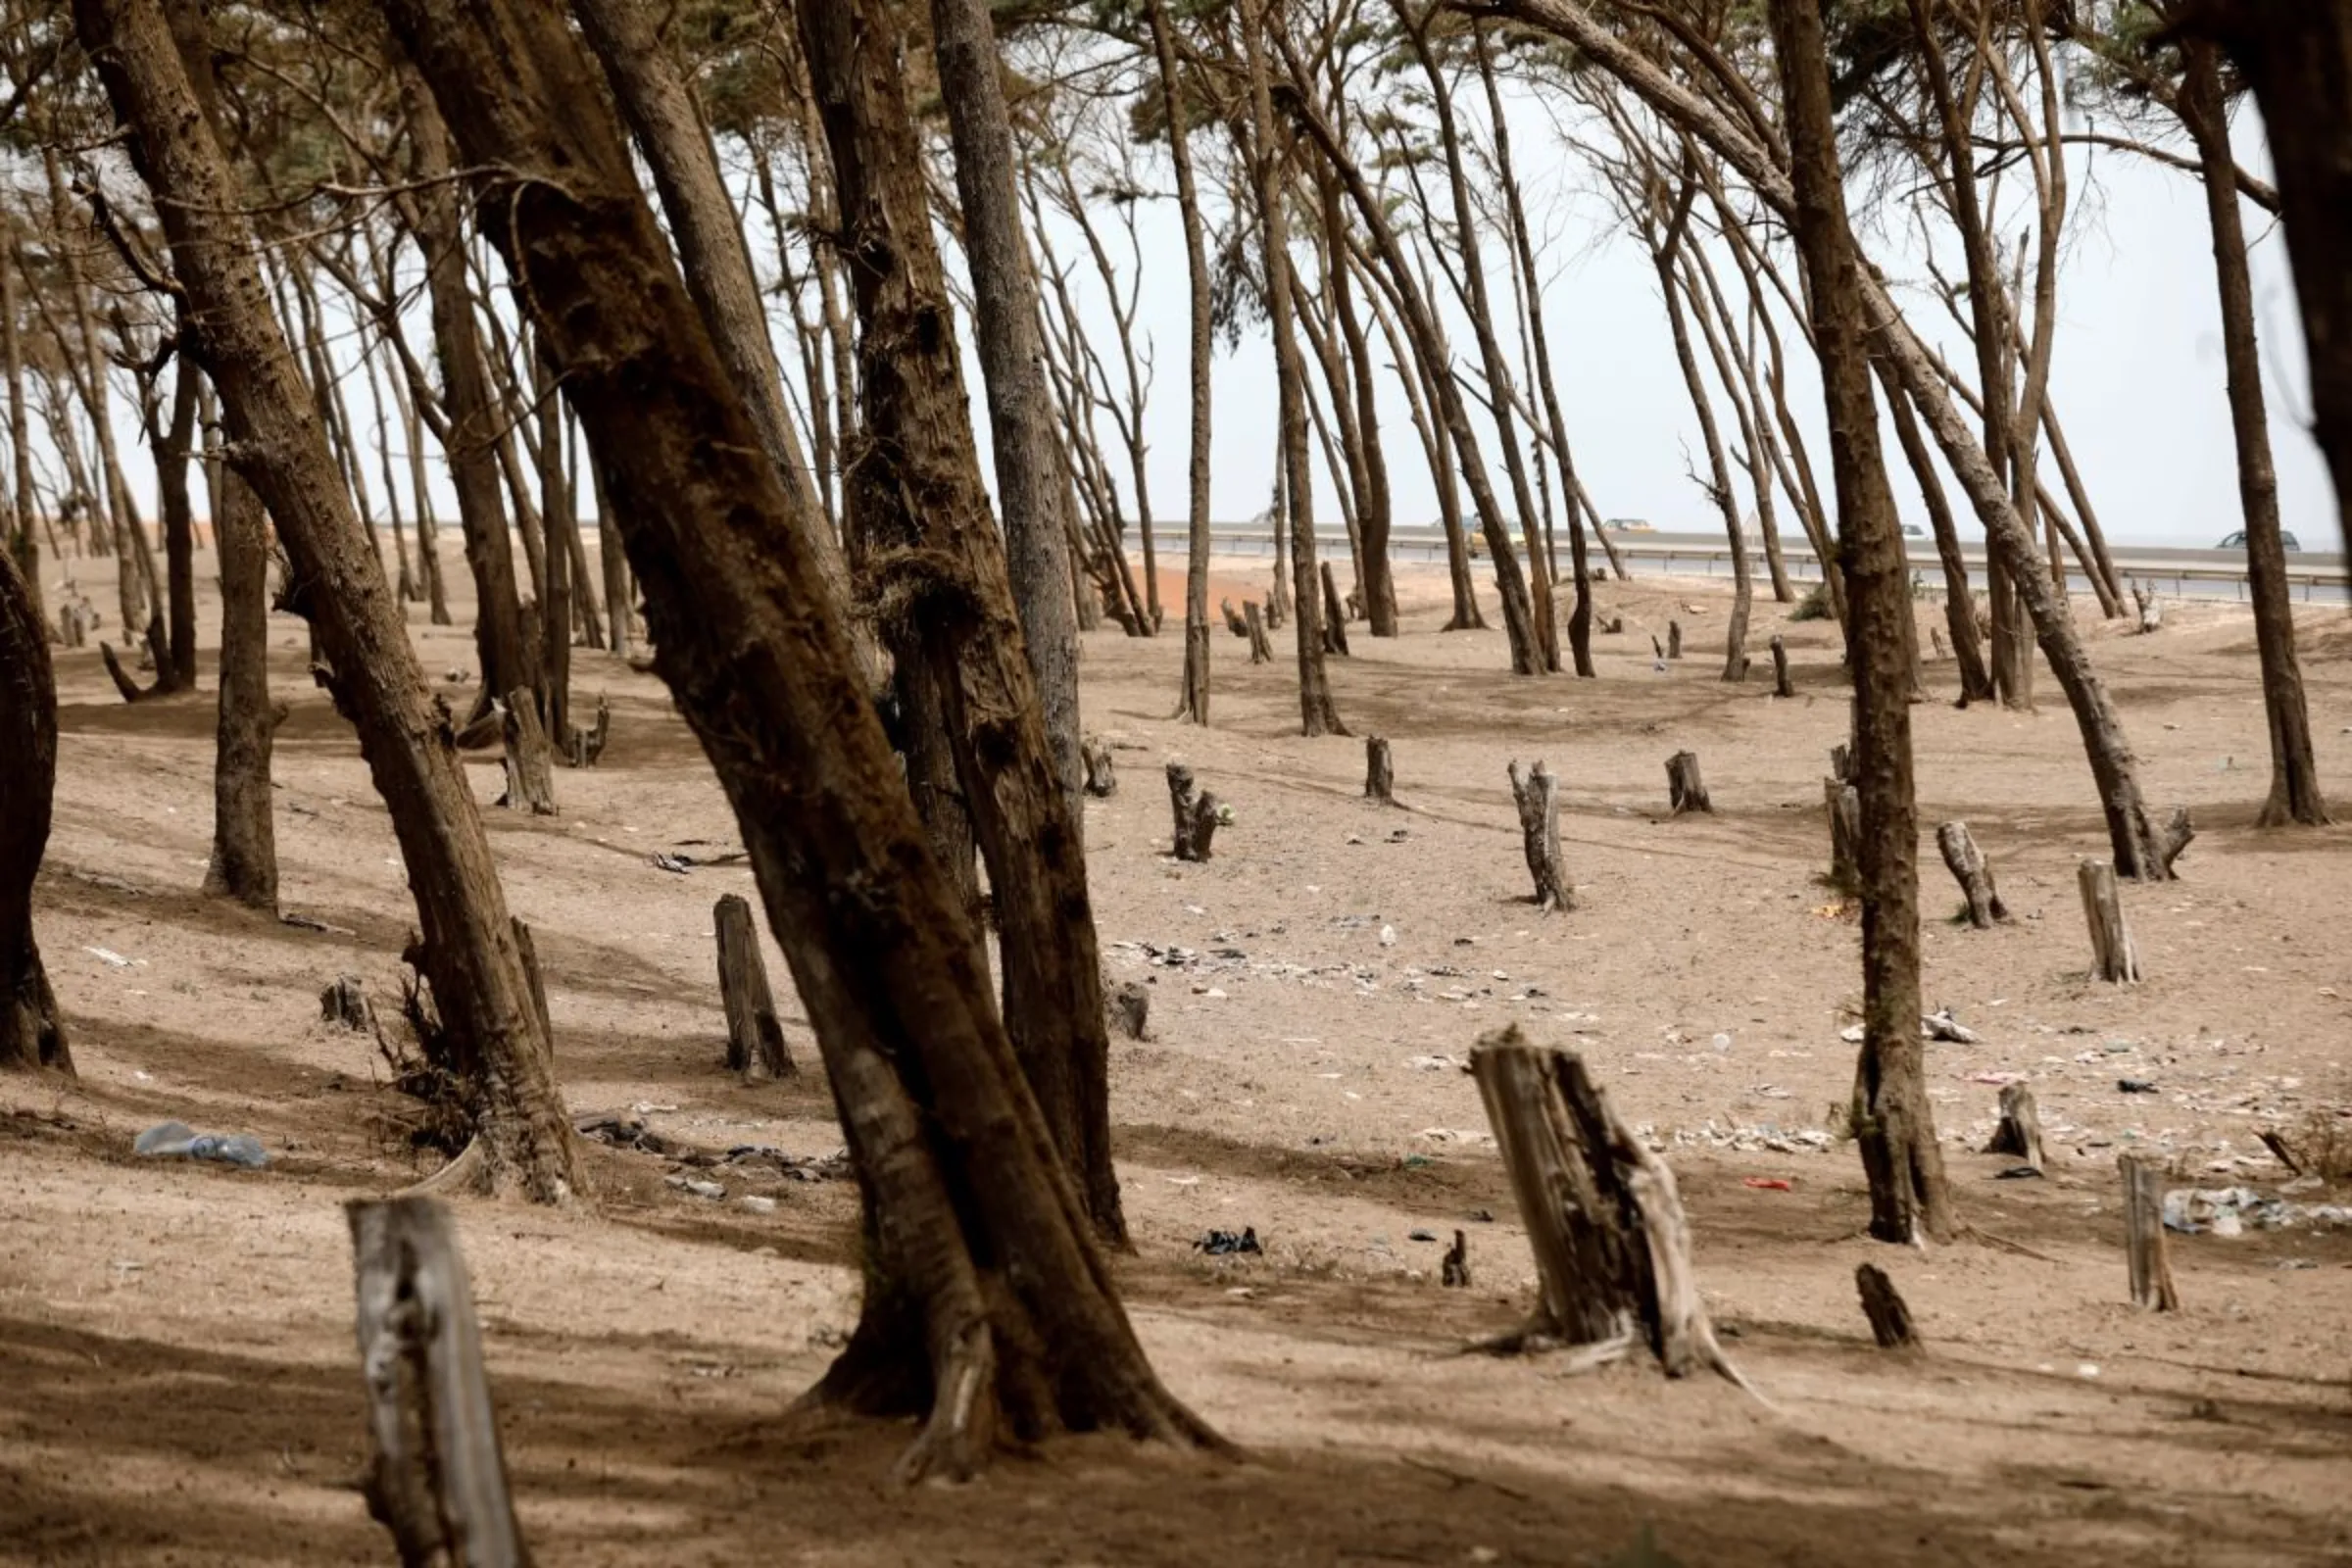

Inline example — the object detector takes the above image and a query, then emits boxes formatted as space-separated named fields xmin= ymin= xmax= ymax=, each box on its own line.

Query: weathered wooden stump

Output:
xmin=1936 ymin=821 xmax=2010 ymax=928
xmin=564 ymin=694 xmax=611 ymax=768
xmin=497 ymin=689 xmax=557 ymax=815
xmin=1107 ymin=980 xmax=1151 ymax=1041
xmin=1364 ymin=736 xmax=1395 ymax=805
xmin=1442 ymin=1230 xmax=1471 ymax=1288
xmin=1667 ymin=619 xmax=1683 ymax=661
xmin=2132 ymin=581 xmax=2162 ymax=634
xmin=1824 ymin=778 xmax=1861 ymax=894
xmin=714 ymin=893 xmax=793 ymax=1078
xmin=2079 ymin=858 xmax=2140 ymax=983
xmin=1319 ymin=563 xmax=1351 ymax=657
xmin=347 ymin=1197 xmax=530 ymax=1567
xmin=1931 ymin=625 xmax=1950 ymax=662
xmin=2120 ymin=1153 xmax=2179 ymax=1311
xmin=1082 ymin=735 xmax=1117 ymax=798
xmin=1598 ymin=613 xmax=1623 ymax=635
xmin=1263 ymin=590 xmax=1282 ymax=631
xmin=1167 ymin=761 xmax=1222 ymax=861
xmin=320 ymin=973 xmax=373 ymax=1033
xmin=1649 ymin=633 xmax=1665 ymax=660
xmin=1467 ymin=1027 xmax=1744 ymax=1383
xmin=1665 ymin=751 xmax=1712 ymax=816
xmin=1854 ymin=1263 xmax=1920 ymax=1351
xmin=511 ymin=917 xmax=552 ymax=1049
xmin=59 ymin=603 xmax=87 ymax=648
xmin=1829 ymin=742 xmax=1852 ymax=783
xmin=2152 ymin=806 xmax=2196 ymax=877
xmin=1769 ymin=635 xmax=1792 ymax=699
xmin=1219 ymin=597 xmax=1250 ymax=637
xmin=1984 ymin=1083 xmax=2044 ymax=1171
xmin=1506 ymin=760 xmax=1573 ymax=912
xmin=1243 ymin=600 xmax=1273 ymax=664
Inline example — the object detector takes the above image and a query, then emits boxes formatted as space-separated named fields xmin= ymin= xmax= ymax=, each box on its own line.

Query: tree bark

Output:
xmin=0 ymin=544 xmax=70 ymax=1073
xmin=1 ymin=240 xmax=41 ymax=632
xmin=1769 ymin=0 xmax=1954 ymax=1246
xmin=202 ymin=470 xmax=276 ymax=911
xmin=1150 ymin=0 xmax=1215 ymax=722
xmin=530 ymin=347 xmax=571 ymax=743
xmin=156 ymin=344 xmax=199 ymax=689
xmin=2079 ymin=857 xmax=2140 ymax=983
xmin=81 ymin=0 xmax=580 ymax=1202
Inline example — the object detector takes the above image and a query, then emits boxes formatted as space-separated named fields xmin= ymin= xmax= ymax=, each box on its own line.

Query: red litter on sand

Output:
xmin=1742 ymin=1177 xmax=1793 ymax=1192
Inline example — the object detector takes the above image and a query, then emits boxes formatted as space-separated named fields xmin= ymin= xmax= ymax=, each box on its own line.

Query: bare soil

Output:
xmin=5 ymin=543 xmax=2351 ymax=1567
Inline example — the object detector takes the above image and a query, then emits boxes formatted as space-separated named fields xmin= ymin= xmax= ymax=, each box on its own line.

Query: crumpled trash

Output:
xmin=133 ymin=1121 xmax=268 ymax=1169
xmin=2118 ymin=1079 xmax=2159 ymax=1095
xmin=2165 ymin=1186 xmax=2286 ymax=1236
xmin=1195 ymin=1227 xmax=1261 ymax=1256
xmin=1742 ymin=1177 xmax=1792 ymax=1192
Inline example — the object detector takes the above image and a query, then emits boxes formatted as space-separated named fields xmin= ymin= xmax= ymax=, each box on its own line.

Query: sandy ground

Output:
xmin=4 ymin=538 xmax=2351 ymax=1566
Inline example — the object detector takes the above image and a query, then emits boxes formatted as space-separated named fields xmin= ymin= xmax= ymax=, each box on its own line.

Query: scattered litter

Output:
xmin=2162 ymin=1186 xmax=2352 ymax=1234
xmin=2118 ymin=1079 xmax=2159 ymax=1095
xmin=1994 ymin=1165 xmax=2044 ymax=1180
xmin=738 ymin=1195 xmax=777 ymax=1215
xmin=278 ymin=911 xmax=355 ymax=935
xmin=1742 ymin=1177 xmax=1793 ymax=1192
xmin=1407 ymin=1228 xmax=1439 ymax=1243
xmin=1924 ymin=1008 xmax=1980 ymax=1044
xmin=1380 ymin=924 xmax=1397 ymax=948
xmin=132 ymin=1121 xmax=268 ymax=1169
xmin=1417 ymin=1128 xmax=1492 ymax=1145
xmin=1196 ymin=1227 xmax=1261 ymax=1256
xmin=2077 ymin=1363 xmax=2101 ymax=1379
xmin=1710 ymin=1033 xmax=1733 ymax=1053
xmin=651 ymin=853 xmax=692 ymax=874
xmin=84 ymin=946 xmax=133 ymax=968
xmin=1971 ymin=1071 xmax=2027 ymax=1086
xmin=666 ymin=1176 xmax=725 ymax=1200
xmin=1164 ymin=1174 xmax=1200 ymax=1187
xmin=1405 ymin=1054 xmax=1464 ymax=1073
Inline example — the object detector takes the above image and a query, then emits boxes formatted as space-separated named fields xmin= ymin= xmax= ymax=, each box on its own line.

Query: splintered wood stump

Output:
xmin=59 ymin=603 xmax=87 ymax=648
xmin=1082 ymin=735 xmax=1117 ymax=798
xmin=1243 ymin=599 xmax=1272 ymax=664
xmin=1442 ymin=1230 xmax=1470 ymax=1288
xmin=2133 ymin=581 xmax=2162 ymax=634
xmin=511 ymin=918 xmax=552 ymax=1049
xmin=1667 ymin=619 xmax=1683 ymax=661
xmin=2120 ymin=1153 xmax=2179 ymax=1311
xmin=2153 ymin=806 xmax=2196 ymax=877
xmin=1263 ymin=590 xmax=1282 ymax=630
xmin=1665 ymin=751 xmax=1711 ymax=816
xmin=713 ymin=893 xmax=793 ymax=1078
xmin=1984 ymin=1082 xmax=2044 ymax=1171
xmin=1829 ymin=743 xmax=1852 ymax=783
xmin=1931 ymin=626 xmax=1950 ymax=662
xmin=1107 ymin=981 xmax=1150 ymax=1041
xmin=1507 ymin=760 xmax=1573 ymax=912
xmin=1825 ymin=778 xmax=1861 ymax=894
xmin=1320 ymin=563 xmax=1351 ymax=656
xmin=1854 ymin=1263 xmax=1921 ymax=1351
xmin=1467 ymin=1027 xmax=1743 ymax=1382
xmin=1166 ymin=761 xmax=1222 ymax=861
xmin=347 ymin=1198 xmax=529 ymax=1568
xmin=320 ymin=973 xmax=373 ymax=1032
xmin=2079 ymin=858 xmax=2140 ymax=982
xmin=1220 ymin=597 xmax=1249 ymax=637
xmin=1599 ymin=613 xmax=1623 ymax=635
xmin=497 ymin=689 xmax=557 ymax=814
xmin=564 ymin=694 xmax=611 ymax=768
xmin=1936 ymin=821 xmax=2011 ymax=928
xmin=1770 ymin=635 xmax=1792 ymax=699
xmin=1365 ymin=736 xmax=1395 ymax=805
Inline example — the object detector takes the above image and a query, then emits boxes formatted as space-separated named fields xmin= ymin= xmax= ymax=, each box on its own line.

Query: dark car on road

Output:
xmin=2218 ymin=530 xmax=2301 ymax=551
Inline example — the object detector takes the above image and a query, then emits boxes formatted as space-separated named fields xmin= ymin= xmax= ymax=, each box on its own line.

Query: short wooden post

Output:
xmin=320 ymin=973 xmax=373 ymax=1032
xmin=497 ymin=689 xmax=557 ymax=815
xmin=2079 ymin=858 xmax=2140 ymax=982
xmin=1665 ymin=751 xmax=1711 ymax=816
xmin=1364 ymin=736 xmax=1395 ymax=805
xmin=2132 ymin=581 xmax=2162 ymax=634
xmin=1598 ymin=612 xmax=1623 ymax=635
xmin=1468 ymin=1027 xmax=1742 ymax=1382
xmin=1769 ymin=634 xmax=1792 ymax=698
xmin=347 ymin=1197 xmax=530 ymax=1568
xmin=1107 ymin=980 xmax=1150 ymax=1041
xmin=1825 ymin=778 xmax=1861 ymax=894
xmin=1166 ymin=761 xmax=1222 ymax=861
xmin=511 ymin=918 xmax=552 ymax=1048
xmin=2120 ymin=1154 xmax=2179 ymax=1311
xmin=1667 ymin=618 xmax=1683 ymax=661
xmin=1082 ymin=735 xmax=1117 ymax=798
xmin=1219 ymin=597 xmax=1250 ymax=637
xmin=1506 ymin=760 xmax=1573 ymax=911
xmin=714 ymin=893 xmax=793 ymax=1078
xmin=1319 ymin=562 xmax=1351 ymax=656
xmin=1930 ymin=625 xmax=1950 ymax=662
xmin=1442 ymin=1230 xmax=1470 ymax=1288
xmin=1854 ymin=1263 xmax=1920 ymax=1350
xmin=1262 ymin=589 xmax=1282 ymax=631
xmin=1984 ymin=1083 xmax=2044 ymax=1172
xmin=1243 ymin=600 xmax=1272 ymax=664
xmin=1936 ymin=821 xmax=2010 ymax=928
xmin=564 ymin=694 xmax=611 ymax=768
xmin=1829 ymin=743 xmax=1852 ymax=783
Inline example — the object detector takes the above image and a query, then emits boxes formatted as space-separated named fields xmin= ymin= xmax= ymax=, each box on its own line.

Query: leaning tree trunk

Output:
xmin=1876 ymin=358 xmax=1993 ymax=703
xmin=380 ymin=0 xmax=1217 ymax=1478
xmin=157 ymin=342 xmax=199 ymax=689
xmin=202 ymin=470 xmax=276 ymax=910
xmin=1150 ymin=0 xmax=1214 ymax=723
xmin=2180 ymin=36 xmax=2327 ymax=827
xmin=1769 ymin=0 xmax=1954 ymax=1245
xmin=0 ymin=546 xmax=71 ymax=1073
xmin=80 ymin=0 xmax=580 ymax=1202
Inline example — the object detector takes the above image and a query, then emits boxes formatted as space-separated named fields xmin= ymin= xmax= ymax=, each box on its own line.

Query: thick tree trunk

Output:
xmin=382 ymin=0 xmax=1213 ymax=1474
xmin=0 ymin=545 xmax=71 ymax=1073
xmin=2179 ymin=38 xmax=2326 ymax=827
xmin=1769 ymin=0 xmax=1954 ymax=1246
xmin=1 ymin=245 xmax=41 ymax=632
xmin=81 ymin=0 xmax=579 ymax=1202
xmin=1150 ymin=0 xmax=1215 ymax=722
xmin=202 ymin=470 xmax=276 ymax=910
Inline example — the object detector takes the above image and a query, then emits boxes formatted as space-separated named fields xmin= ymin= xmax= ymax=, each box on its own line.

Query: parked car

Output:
xmin=2218 ymin=529 xmax=2301 ymax=551
xmin=1605 ymin=517 xmax=1656 ymax=533
xmin=1901 ymin=523 xmax=1926 ymax=539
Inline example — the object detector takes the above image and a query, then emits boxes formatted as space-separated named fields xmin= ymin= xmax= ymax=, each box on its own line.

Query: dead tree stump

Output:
xmin=1829 ymin=743 xmax=1852 ymax=783
xmin=1931 ymin=626 xmax=1950 ymax=662
xmin=346 ymin=1197 xmax=529 ymax=1567
xmin=1649 ymin=634 xmax=1665 ymax=660
xmin=1319 ymin=563 xmax=1351 ymax=656
xmin=1107 ymin=981 xmax=1150 ymax=1041
xmin=1442 ymin=1230 xmax=1470 ymax=1288
xmin=1467 ymin=1027 xmax=1744 ymax=1382
xmin=1243 ymin=600 xmax=1272 ymax=664
xmin=1598 ymin=612 xmax=1623 ymax=635
xmin=497 ymin=689 xmax=557 ymax=815
xmin=1219 ymin=598 xmax=1249 ymax=637
xmin=714 ymin=893 xmax=793 ymax=1078
xmin=2079 ymin=858 xmax=2140 ymax=983
xmin=1082 ymin=735 xmax=1117 ymax=798
xmin=1984 ymin=1083 xmax=2044 ymax=1172
xmin=1166 ymin=762 xmax=1222 ymax=861
xmin=1770 ymin=635 xmax=1793 ymax=699
xmin=564 ymin=694 xmax=611 ymax=768
xmin=1667 ymin=619 xmax=1683 ymax=661
xmin=1506 ymin=760 xmax=1573 ymax=912
xmin=1665 ymin=751 xmax=1711 ymax=816
xmin=1365 ymin=736 xmax=1395 ymax=805
xmin=2132 ymin=581 xmax=2162 ymax=634
xmin=1854 ymin=1263 xmax=1920 ymax=1350
xmin=1825 ymin=778 xmax=1861 ymax=894
xmin=1936 ymin=821 xmax=2010 ymax=928
xmin=320 ymin=973 xmax=373 ymax=1032
xmin=2120 ymin=1153 xmax=2179 ymax=1311
xmin=1263 ymin=590 xmax=1282 ymax=631
xmin=511 ymin=918 xmax=552 ymax=1050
